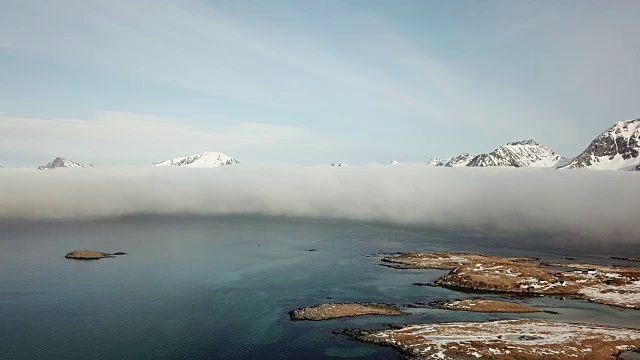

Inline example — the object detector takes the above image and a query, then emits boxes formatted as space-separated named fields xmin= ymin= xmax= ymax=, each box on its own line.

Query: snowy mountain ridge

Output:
xmin=426 ymin=118 xmax=640 ymax=170
xmin=444 ymin=153 xmax=475 ymax=167
xmin=153 ymin=151 xmax=239 ymax=168
xmin=559 ymin=118 xmax=640 ymax=170
xmin=430 ymin=140 xmax=562 ymax=168
xmin=466 ymin=139 xmax=563 ymax=168
xmin=428 ymin=157 xmax=448 ymax=166
xmin=38 ymin=157 xmax=88 ymax=170
xmin=430 ymin=153 xmax=477 ymax=167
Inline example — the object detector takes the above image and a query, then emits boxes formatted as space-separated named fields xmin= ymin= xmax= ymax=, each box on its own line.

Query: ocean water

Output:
xmin=0 ymin=216 xmax=639 ymax=359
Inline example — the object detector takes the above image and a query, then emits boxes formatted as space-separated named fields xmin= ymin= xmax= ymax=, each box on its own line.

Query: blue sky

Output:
xmin=0 ymin=0 xmax=638 ymax=167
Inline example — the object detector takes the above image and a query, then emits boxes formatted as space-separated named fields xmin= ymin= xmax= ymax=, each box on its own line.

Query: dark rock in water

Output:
xmin=413 ymin=282 xmax=436 ymax=287
xmin=611 ymin=256 xmax=640 ymax=262
xmin=404 ymin=302 xmax=430 ymax=308
xmin=305 ymin=249 xmax=317 ymax=252
xmin=111 ymin=252 xmax=128 ymax=256
xmin=518 ymin=335 xmax=545 ymax=341
xmin=381 ymin=323 xmax=405 ymax=330
xmin=378 ymin=263 xmax=415 ymax=269
xmin=606 ymin=278 xmax=628 ymax=286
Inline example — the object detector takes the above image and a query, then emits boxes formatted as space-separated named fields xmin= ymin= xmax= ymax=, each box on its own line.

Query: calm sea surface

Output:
xmin=0 ymin=216 xmax=638 ymax=359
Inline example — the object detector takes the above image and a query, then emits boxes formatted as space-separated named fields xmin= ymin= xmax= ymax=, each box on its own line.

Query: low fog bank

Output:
xmin=1 ymin=165 xmax=638 ymax=242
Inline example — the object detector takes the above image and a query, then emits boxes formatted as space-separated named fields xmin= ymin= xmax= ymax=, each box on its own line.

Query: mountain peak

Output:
xmin=439 ymin=153 xmax=475 ymax=167
xmin=38 ymin=157 xmax=86 ymax=170
xmin=153 ymin=151 xmax=239 ymax=168
xmin=467 ymin=140 xmax=562 ymax=168
xmin=428 ymin=157 xmax=448 ymax=166
xmin=507 ymin=139 xmax=539 ymax=146
xmin=560 ymin=118 xmax=640 ymax=170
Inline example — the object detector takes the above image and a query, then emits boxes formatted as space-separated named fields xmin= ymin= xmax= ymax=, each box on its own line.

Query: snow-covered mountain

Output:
xmin=428 ymin=157 xmax=448 ymax=166
xmin=559 ymin=118 xmax=640 ymax=170
xmin=466 ymin=140 xmax=563 ymax=168
xmin=444 ymin=153 xmax=475 ymax=167
xmin=330 ymin=162 xmax=349 ymax=167
xmin=429 ymin=140 xmax=561 ymax=168
xmin=38 ymin=157 xmax=87 ymax=170
xmin=153 ymin=151 xmax=239 ymax=168
xmin=429 ymin=153 xmax=476 ymax=167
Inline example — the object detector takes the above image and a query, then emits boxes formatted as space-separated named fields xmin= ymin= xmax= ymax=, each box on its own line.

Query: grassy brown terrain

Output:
xmin=381 ymin=252 xmax=506 ymax=269
xmin=289 ymin=303 xmax=404 ymax=321
xmin=434 ymin=299 xmax=543 ymax=313
xmin=64 ymin=250 xmax=113 ymax=259
xmin=383 ymin=252 xmax=640 ymax=309
xmin=344 ymin=319 xmax=640 ymax=360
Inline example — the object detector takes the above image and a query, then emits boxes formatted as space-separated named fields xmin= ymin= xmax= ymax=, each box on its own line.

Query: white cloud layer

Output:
xmin=0 ymin=165 xmax=638 ymax=243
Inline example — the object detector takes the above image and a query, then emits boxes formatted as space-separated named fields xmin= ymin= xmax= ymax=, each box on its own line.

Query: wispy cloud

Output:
xmin=0 ymin=1 xmax=555 ymax=131
xmin=1 ymin=0 xmax=637 ymax=162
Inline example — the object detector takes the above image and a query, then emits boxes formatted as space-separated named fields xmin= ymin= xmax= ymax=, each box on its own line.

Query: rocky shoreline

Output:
xmin=342 ymin=319 xmax=640 ymax=360
xmin=289 ymin=251 xmax=640 ymax=358
xmin=384 ymin=252 xmax=640 ymax=309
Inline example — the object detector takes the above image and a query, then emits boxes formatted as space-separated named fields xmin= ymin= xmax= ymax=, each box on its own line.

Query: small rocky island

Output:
xmin=289 ymin=302 xmax=404 ymax=321
xmin=434 ymin=299 xmax=543 ymax=313
xmin=65 ymin=250 xmax=127 ymax=260
xmin=344 ymin=319 xmax=640 ymax=360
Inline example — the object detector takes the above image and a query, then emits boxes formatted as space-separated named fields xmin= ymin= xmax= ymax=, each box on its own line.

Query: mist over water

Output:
xmin=1 ymin=165 xmax=638 ymax=242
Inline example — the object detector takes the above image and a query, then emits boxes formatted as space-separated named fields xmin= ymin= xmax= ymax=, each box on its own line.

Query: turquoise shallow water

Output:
xmin=0 ymin=216 xmax=638 ymax=359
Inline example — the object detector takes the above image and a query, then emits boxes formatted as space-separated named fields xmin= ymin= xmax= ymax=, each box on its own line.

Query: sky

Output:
xmin=1 ymin=0 xmax=639 ymax=167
